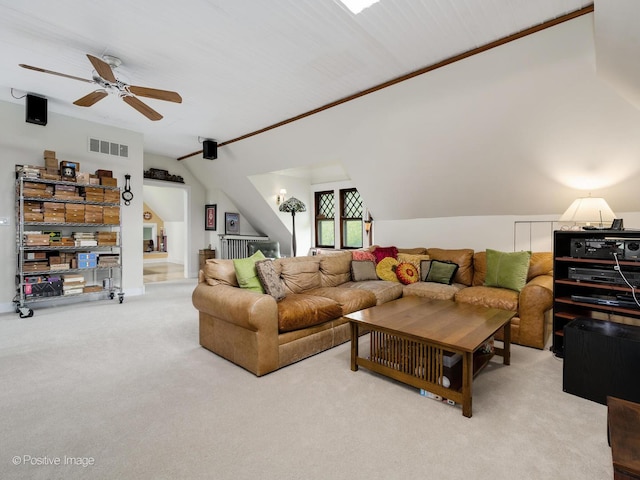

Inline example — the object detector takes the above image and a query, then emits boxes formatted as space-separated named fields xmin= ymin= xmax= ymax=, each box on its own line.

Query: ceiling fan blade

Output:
xmin=122 ymin=95 xmax=163 ymax=121
xmin=128 ymin=85 xmax=182 ymax=103
xmin=19 ymin=64 xmax=93 ymax=83
xmin=73 ymin=90 xmax=108 ymax=107
xmin=86 ymin=54 xmax=117 ymax=83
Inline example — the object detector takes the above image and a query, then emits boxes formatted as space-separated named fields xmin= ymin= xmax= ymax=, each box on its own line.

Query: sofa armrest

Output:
xmin=192 ymin=283 xmax=278 ymax=334
xmin=517 ymin=274 xmax=553 ymax=348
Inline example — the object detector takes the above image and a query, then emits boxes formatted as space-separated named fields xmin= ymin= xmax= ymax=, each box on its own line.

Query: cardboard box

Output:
xmin=103 ymin=189 xmax=120 ymax=204
xmin=95 ymin=169 xmax=113 ymax=178
xmin=25 ymin=234 xmax=49 ymax=246
xmin=75 ymin=172 xmax=90 ymax=184
xmin=45 ymin=157 xmax=58 ymax=170
xmin=83 ymin=186 xmax=104 ymax=202
xmin=100 ymin=177 xmax=117 ymax=187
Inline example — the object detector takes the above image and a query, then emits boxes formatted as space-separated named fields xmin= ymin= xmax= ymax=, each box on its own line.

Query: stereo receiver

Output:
xmin=570 ymin=238 xmax=640 ymax=260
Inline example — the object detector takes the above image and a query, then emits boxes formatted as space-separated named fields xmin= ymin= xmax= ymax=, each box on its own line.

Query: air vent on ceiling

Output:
xmin=88 ymin=137 xmax=128 ymax=158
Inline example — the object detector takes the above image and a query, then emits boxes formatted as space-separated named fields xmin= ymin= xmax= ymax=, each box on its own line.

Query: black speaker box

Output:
xmin=203 ymin=140 xmax=217 ymax=160
xmin=26 ymin=94 xmax=48 ymax=126
xmin=563 ymin=318 xmax=640 ymax=405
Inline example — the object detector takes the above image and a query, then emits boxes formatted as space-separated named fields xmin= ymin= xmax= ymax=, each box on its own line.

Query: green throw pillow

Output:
xmin=484 ymin=249 xmax=531 ymax=292
xmin=425 ymin=260 xmax=459 ymax=285
xmin=233 ymin=251 xmax=266 ymax=293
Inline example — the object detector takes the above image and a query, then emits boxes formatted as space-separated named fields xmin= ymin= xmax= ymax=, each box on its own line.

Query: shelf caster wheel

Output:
xmin=18 ymin=307 xmax=33 ymax=318
xmin=118 ymin=293 xmax=124 ymax=304
xmin=109 ymin=292 xmax=115 ymax=300
xmin=15 ymin=305 xmax=20 ymax=314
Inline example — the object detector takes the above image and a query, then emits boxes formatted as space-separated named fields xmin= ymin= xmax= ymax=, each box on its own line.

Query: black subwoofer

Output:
xmin=563 ymin=318 xmax=640 ymax=405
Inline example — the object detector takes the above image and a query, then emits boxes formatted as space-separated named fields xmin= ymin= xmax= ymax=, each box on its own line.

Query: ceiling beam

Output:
xmin=177 ymin=4 xmax=594 ymax=161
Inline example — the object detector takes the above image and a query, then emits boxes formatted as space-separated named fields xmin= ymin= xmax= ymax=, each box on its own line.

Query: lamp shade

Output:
xmin=559 ymin=196 xmax=616 ymax=225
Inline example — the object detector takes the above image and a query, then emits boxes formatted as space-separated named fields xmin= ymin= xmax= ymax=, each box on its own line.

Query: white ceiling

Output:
xmin=0 ymin=0 xmax=595 ymax=160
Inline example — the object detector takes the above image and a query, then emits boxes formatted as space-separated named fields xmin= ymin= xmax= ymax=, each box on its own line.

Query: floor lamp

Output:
xmin=279 ymin=197 xmax=306 ymax=257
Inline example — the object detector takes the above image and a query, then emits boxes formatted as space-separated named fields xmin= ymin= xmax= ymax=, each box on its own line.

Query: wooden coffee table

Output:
xmin=346 ymin=296 xmax=515 ymax=417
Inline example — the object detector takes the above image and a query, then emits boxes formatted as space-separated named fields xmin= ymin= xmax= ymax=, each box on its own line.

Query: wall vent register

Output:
xmin=88 ymin=137 xmax=128 ymax=158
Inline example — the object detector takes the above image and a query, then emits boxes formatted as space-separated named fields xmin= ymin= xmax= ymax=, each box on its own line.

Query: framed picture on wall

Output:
xmin=205 ymin=204 xmax=217 ymax=231
xmin=225 ymin=212 xmax=240 ymax=234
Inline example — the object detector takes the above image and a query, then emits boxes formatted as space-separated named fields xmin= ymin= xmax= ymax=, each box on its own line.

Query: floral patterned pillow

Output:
xmin=396 ymin=262 xmax=419 ymax=285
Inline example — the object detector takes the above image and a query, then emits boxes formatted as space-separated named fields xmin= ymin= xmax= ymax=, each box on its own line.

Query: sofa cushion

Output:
xmin=376 ymin=257 xmax=400 ymax=282
xmin=340 ymin=280 xmax=403 ymax=305
xmin=372 ymin=246 xmax=398 ymax=264
xmin=319 ymin=251 xmax=352 ymax=287
xmin=455 ymin=285 xmax=519 ymax=312
xmin=255 ymin=259 xmax=286 ymax=301
xmin=203 ymin=258 xmax=239 ymax=287
xmin=351 ymin=260 xmax=378 ymax=281
xmin=472 ymin=252 xmax=488 ymax=286
xmin=427 ymin=248 xmax=474 ymax=286
xmin=485 ymin=249 xmax=531 ymax=292
xmin=276 ymin=294 xmax=343 ymax=332
xmin=527 ymin=252 xmax=553 ymax=281
xmin=233 ymin=251 xmax=267 ymax=293
xmin=352 ymin=250 xmax=376 ymax=262
xmin=396 ymin=262 xmax=419 ymax=285
xmin=402 ymin=281 xmax=465 ymax=301
xmin=276 ymin=256 xmax=321 ymax=294
xmin=397 ymin=247 xmax=428 ymax=255
xmin=425 ymin=260 xmax=459 ymax=285
xmin=306 ymin=287 xmax=377 ymax=315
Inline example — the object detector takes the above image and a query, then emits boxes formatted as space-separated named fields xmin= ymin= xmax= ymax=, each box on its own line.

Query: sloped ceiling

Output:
xmin=594 ymin=0 xmax=640 ymax=108
xmin=0 ymin=0 xmax=592 ymax=159
xmin=4 ymin=1 xmax=640 ymax=230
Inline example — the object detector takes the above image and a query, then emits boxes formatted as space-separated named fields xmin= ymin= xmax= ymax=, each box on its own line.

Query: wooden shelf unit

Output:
xmin=552 ymin=230 xmax=640 ymax=357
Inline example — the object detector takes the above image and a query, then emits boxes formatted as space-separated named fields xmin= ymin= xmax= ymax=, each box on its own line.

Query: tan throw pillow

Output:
xmin=203 ymin=259 xmax=239 ymax=287
xmin=397 ymin=253 xmax=431 ymax=277
xmin=351 ymin=260 xmax=378 ymax=281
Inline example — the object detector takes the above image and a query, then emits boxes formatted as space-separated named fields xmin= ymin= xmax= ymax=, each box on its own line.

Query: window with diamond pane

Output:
xmin=340 ymin=188 xmax=363 ymax=249
xmin=315 ymin=191 xmax=334 ymax=247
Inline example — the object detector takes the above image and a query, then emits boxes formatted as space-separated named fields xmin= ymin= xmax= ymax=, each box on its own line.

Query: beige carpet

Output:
xmin=0 ymin=279 xmax=612 ymax=479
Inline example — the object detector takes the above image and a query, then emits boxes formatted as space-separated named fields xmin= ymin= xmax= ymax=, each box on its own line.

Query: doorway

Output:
xmin=143 ymin=180 xmax=190 ymax=283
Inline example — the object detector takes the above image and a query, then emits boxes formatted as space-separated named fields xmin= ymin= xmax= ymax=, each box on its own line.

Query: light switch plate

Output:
xmin=0 ymin=217 xmax=10 ymax=226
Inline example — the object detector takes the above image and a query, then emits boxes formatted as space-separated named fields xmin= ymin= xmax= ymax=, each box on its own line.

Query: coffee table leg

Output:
xmin=462 ymin=351 xmax=473 ymax=418
xmin=503 ymin=320 xmax=511 ymax=366
xmin=350 ymin=322 xmax=359 ymax=371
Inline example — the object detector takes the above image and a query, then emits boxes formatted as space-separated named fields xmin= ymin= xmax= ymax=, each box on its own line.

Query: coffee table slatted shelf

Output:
xmin=347 ymin=297 xmax=515 ymax=418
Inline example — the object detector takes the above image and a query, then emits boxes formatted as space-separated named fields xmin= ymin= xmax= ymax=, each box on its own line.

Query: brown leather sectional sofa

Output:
xmin=192 ymin=248 xmax=553 ymax=376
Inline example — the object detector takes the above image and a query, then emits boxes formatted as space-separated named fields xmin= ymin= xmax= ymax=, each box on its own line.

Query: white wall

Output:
xmin=0 ymin=100 xmax=144 ymax=312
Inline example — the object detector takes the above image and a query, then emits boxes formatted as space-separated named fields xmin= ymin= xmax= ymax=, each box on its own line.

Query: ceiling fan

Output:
xmin=19 ymin=54 xmax=182 ymax=121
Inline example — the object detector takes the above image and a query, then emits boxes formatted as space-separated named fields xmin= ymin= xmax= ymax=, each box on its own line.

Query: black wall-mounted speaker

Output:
xmin=203 ymin=140 xmax=217 ymax=160
xmin=25 ymin=94 xmax=48 ymax=126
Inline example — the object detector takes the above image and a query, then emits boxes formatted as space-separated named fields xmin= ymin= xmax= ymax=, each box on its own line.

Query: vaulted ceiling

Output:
xmin=0 ymin=0 xmax=596 ymax=159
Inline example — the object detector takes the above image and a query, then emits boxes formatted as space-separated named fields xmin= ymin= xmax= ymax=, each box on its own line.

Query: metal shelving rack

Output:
xmin=14 ymin=170 xmax=124 ymax=317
